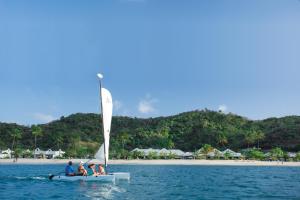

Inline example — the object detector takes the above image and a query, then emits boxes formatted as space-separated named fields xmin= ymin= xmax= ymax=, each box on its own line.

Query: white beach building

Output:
xmin=182 ymin=152 xmax=194 ymax=159
xmin=207 ymin=149 xmax=224 ymax=159
xmin=53 ymin=149 xmax=65 ymax=158
xmin=222 ymin=149 xmax=242 ymax=159
xmin=0 ymin=148 xmax=13 ymax=159
xmin=131 ymin=148 xmax=192 ymax=159
xmin=34 ymin=148 xmax=45 ymax=158
xmin=287 ymin=152 xmax=297 ymax=158
xmin=34 ymin=148 xmax=65 ymax=159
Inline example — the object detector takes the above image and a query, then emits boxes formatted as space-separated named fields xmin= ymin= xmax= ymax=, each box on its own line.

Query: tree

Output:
xmin=31 ymin=125 xmax=43 ymax=149
xmin=246 ymin=148 xmax=265 ymax=160
xmin=119 ymin=132 xmax=130 ymax=149
xmin=10 ymin=128 xmax=22 ymax=150
xmin=255 ymin=130 xmax=265 ymax=148
xmin=147 ymin=151 xmax=159 ymax=159
xmin=244 ymin=130 xmax=256 ymax=148
xmin=270 ymin=147 xmax=284 ymax=161
xmin=217 ymin=132 xmax=228 ymax=148
xmin=54 ymin=132 xmax=64 ymax=150
xmin=168 ymin=152 xmax=176 ymax=159
xmin=223 ymin=152 xmax=231 ymax=160
xmin=295 ymin=152 xmax=300 ymax=161
xmin=120 ymin=149 xmax=130 ymax=159
xmin=131 ymin=150 xmax=144 ymax=159
xmin=13 ymin=148 xmax=22 ymax=162
xmin=201 ymin=144 xmax=214 ymax=154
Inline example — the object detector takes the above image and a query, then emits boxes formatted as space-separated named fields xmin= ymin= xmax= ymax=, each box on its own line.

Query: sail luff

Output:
xmin=100 ymin=87 xmax=113 ymax=167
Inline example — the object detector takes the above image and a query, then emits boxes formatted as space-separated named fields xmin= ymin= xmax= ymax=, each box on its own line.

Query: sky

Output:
xmin=1 ymin=0 xmax=300 ymax=125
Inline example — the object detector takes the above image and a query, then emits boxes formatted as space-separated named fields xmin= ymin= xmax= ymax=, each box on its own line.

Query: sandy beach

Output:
xmin=0 ymin=158 xmax=300 ymax=166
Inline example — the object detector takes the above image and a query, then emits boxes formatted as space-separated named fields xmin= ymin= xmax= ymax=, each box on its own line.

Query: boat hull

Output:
xmin=110 ymin=172 xmax=130 ymax=180
xmin=49 ymin=174 xmax=115 ymax=182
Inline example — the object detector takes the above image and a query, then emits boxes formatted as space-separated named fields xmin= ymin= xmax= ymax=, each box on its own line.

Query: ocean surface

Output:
xmin=0 ymin=164 xmax=299 ymax=200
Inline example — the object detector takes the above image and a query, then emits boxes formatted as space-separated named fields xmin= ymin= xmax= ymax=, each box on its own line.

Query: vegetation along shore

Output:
xmin=0 ymin=109 xmax=300 ymax=161
xmin=1 ymin=159 xmax=300 ymax=167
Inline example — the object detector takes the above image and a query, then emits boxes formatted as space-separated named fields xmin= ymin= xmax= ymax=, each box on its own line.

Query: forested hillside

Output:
xmin=1 ymin=110 xmax=300 ymax=158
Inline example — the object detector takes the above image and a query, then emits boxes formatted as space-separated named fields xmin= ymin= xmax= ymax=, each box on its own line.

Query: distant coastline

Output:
xmin=1 ymin=111 xmax=300 ymax=161
xmin=1 ymin=159 xmax=300 ymax=166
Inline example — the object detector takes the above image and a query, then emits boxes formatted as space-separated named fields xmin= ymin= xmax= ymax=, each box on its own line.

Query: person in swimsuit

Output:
xmin=77 ymin=161 xmax=87 ymax=176
xmin=98 ymin=164 xmax=106 ymax=175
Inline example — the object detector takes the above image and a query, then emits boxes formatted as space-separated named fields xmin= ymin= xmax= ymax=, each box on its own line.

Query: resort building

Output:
xmin=34 ymin=148 xmax=45 ymax=158
xmin=195 ymin=148 xmax=242 ymax=159
xmin=0 ymin=148 xmax=13 ymax=159
xmin=287 ymin=152 xmax=297 ymax=158
xmin=222 ymin=149 xmax=242 ymax=159
xmin=131 ymin=148 xmax=194 ymax=159
xmin=182 ymin=152 xmax=194 ymax=159
xmin=34 ymin=148 xmax=65 ymax=159
xmin=207 ymin=149 xmax=224 ymax=159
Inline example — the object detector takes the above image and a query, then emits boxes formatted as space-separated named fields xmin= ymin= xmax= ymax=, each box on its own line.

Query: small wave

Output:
xmin=81 ymin=183 xmax=126 ymax=199
xmin=31 ymin=176 xmax=46 ymax=180
xmin=15 ymin=176 xmax=27 ymax=180
xmin=2 ymin=176 xmax=47 ymax=181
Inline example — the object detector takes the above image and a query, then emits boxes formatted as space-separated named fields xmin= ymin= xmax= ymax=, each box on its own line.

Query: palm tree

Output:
xmin=202 ymin=144 xmax=214 ymax=154
xmin=244 ymin=130 xmax=256 ymax=148
xmin=217 ymin=132 xmax=228 ymax=148
xmin=10 ymin=128 xmax=22 ymax=150
xmin=31 ymin=125 xmax=43 ymax=149
xmin=255 ymin=130 xmax=265 ymax=148
xmin=119 ymin=132 xmax=130 ymax=149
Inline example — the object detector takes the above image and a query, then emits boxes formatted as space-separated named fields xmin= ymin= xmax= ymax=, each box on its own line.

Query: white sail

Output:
xmin=94 ymin=143 xmax=105 ymax=162
xmin=101 ymin=88 xmax=113 ymax=166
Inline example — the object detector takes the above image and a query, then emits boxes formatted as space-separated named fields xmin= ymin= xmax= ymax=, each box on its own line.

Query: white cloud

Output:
xmin=138 ymin=100 xmax=154 ymax=114
xmin=33 ymin=113 xmax=56 ymax=123
xmin=113 ymin=100 xmax=123 ymax=111
xmin=218 ymin=105 xmax=228 ymax=113
xmin=138 ymin=95 xmax=157 ymax=114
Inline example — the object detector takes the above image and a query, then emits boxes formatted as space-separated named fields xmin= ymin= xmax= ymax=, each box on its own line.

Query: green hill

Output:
xmin=1 ymin=110 xmax=300 ymax=158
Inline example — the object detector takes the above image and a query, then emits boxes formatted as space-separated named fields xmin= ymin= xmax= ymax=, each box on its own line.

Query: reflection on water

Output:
xmin=78 ymin=181 xmax=127 ymax=200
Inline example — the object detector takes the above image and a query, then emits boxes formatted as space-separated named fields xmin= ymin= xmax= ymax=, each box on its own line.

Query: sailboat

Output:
xmin=95 ymin=73 xmax=130 ymax=180
xmin=49 ymin=73 xmax=129 ymax=181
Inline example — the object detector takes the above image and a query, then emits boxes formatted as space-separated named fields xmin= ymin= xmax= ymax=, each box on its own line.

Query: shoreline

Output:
xmin=0 ymin=158 xmax=300 ymax=166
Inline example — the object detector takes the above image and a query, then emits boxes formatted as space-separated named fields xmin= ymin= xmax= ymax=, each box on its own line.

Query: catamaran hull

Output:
xmin=110 ymin=172 xmax=130 ymax=180
xmin=49 ymin=174 xmax=115 ymax=182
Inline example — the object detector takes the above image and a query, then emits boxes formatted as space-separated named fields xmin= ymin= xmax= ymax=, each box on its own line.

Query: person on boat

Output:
xmin=65 ymin=161 xmax=75 ymax=176
xmin=98 ymin=164 xmax=106 ymax=175
xmin=87 ymin=163 xmax=99 ymax=176
xmin=77 ymin=161 xmax=87 ymax=176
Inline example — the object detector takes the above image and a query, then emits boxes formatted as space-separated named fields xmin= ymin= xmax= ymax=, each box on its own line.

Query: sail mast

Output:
xmin=97 ymin=73 xmax=107 ymax=168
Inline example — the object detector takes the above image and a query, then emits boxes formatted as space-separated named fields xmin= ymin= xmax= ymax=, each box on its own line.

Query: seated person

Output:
xmin=77 ymin=161 xmax=87 ymax=176
xmin=87 ymin=163 xmax=100 ymax=176
xmin=65 ymin=161 xmax=75 ymax=176
xmin=98 ymin=164 xmax=106 ymax=175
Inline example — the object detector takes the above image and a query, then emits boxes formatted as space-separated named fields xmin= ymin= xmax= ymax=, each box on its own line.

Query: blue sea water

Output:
xmin=0 ymin=164 xmax=299 ymax=200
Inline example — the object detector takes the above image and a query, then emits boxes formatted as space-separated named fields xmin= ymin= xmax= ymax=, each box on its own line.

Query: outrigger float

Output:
xmin=49 ymin=73 xmax=130 ymax=182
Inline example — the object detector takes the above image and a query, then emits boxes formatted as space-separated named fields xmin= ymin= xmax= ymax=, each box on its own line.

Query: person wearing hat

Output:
xmin=87 ymin=163 xmax=99 ymax=176
xmin=77 ymin=161 xmax=87 ymax=176
xmin=65 ymin=161 xmax=75 ymax=176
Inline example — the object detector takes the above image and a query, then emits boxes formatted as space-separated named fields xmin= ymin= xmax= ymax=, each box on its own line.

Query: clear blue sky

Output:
xmin=1 ymin=0 xmax=300 ymax=125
